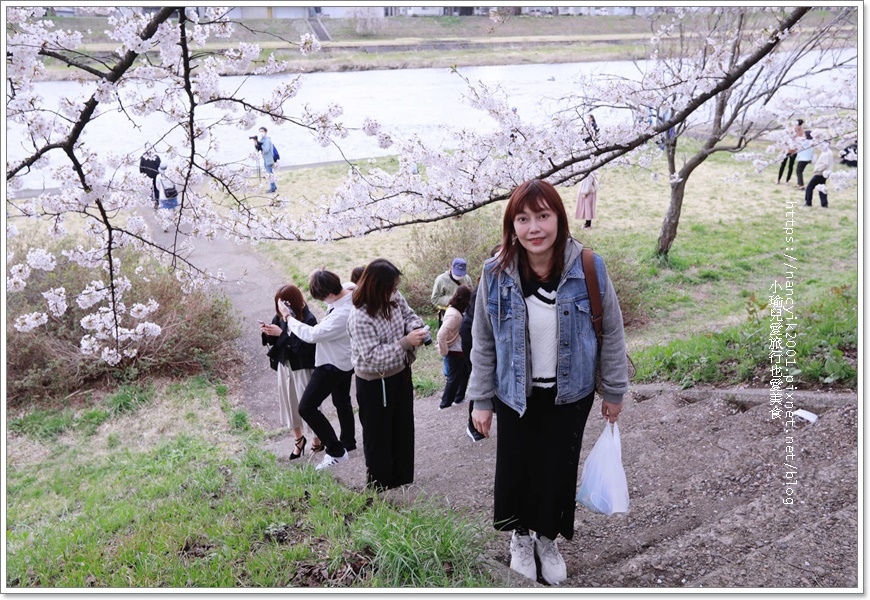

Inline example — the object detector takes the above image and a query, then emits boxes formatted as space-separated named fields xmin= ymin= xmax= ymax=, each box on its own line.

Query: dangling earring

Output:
xmin=511 ymin=234 xmax=518 ymax=245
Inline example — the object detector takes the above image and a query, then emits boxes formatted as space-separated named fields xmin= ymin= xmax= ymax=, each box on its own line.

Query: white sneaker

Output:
xmin=509 ymin=531 xmax=537 ymax=581
xmin=315 ymin=449 xmax=348 ymax=471
xmin=535 ymin=534 xmax=567 ymax=585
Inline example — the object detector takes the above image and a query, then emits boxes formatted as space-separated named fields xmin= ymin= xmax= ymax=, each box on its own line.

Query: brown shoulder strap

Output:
xmin=581 ymin=248 xmax=603 ymax=346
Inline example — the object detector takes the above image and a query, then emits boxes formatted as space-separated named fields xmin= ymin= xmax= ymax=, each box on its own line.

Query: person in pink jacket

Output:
xmin=436 ymin=284 xmax=473 ymax=410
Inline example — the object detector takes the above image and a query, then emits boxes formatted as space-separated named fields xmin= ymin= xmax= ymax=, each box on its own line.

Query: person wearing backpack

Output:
xmin=155 ymin=163 xmax=179 ymax=232
xmin=254 ymin=126 xmax=278 ymax=194
xmin=466 ymin=179 xmax=629 ymax=586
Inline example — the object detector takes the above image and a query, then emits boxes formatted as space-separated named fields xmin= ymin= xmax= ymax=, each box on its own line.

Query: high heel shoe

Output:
xmin=289 ymin=435 xmax=306 ymax=461
xmin=310 ymin=440 xmax=324 ymax=453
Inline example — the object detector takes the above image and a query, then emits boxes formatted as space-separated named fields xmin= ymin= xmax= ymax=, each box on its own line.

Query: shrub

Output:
xmin=399 ymin=207 xmax=502 ymax=314
xmin=6 ymin=240 xmax=241 ymax=405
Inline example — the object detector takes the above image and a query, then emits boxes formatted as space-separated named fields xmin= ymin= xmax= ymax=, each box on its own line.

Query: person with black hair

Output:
xmin=777 ymin=119 xmax=804 ymax=185
xmin=284 ymin=269 xmax=357 ymax=470
xmin=139 ymin=148 xmax=161 ymax=209
xmin=347 ymin=259 xmax=428 ymax=491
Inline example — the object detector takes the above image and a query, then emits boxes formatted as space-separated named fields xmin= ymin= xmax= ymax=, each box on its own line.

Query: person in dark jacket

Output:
xmin=459 ymin=244 xmax=502 ymax=442
xmin=139 ymin=149 xmax=161 ymax=209
xmin=261 ymin=284 xmax=320 ymax=459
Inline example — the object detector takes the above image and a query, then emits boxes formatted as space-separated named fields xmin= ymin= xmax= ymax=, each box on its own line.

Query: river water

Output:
xmin=7 ymin=52 xmax=853 ymax=190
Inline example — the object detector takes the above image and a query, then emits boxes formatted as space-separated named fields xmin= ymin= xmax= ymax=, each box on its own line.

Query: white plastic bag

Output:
xmin=576 ymin=422 xmax=629 ymax=515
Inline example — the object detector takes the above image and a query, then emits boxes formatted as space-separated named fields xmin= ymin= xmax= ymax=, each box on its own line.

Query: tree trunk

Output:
xmin=656 ymin=179 xmax=687 ymax=256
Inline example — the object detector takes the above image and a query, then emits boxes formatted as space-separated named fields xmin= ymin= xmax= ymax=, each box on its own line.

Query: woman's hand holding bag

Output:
xmin=576 ymin=421 xmax=630 ymax=515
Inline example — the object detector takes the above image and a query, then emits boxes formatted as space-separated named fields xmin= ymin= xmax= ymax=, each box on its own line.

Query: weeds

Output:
xmin=106 ymin=383 xmax=154 ymax=415
xmin=352 ymin=498 xmax=495 ymax=587
xmin=6 ymin=375 xmax=494 ymax=588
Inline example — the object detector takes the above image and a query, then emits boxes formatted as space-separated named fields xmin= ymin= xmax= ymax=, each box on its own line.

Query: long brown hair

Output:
xmin=352 ymin=259 xmax=402 ymax=319
xmin=274 ymin=284 xmax=306 ymax=320
xmin=496 ymin=179 xmax=570 ymax=282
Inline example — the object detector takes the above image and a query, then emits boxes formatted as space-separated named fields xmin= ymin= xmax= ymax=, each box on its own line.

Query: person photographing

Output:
xmin=252 ymin=126 xmax=277 ymax=194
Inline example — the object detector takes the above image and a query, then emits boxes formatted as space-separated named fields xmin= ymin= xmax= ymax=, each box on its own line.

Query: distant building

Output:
xmin=405 ymin=7 xmax=448 ymax=17
xmin=559 ymin=7 xmax=658 ymax=16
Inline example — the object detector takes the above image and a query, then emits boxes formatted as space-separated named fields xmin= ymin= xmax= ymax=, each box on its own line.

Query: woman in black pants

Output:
xmin=436 ymin=284 xmax=473 ymax=410
xmin=284 ymin=269 xmax=358 ymax=471
xmin=347 ymin=259 xmax=428 ymax=491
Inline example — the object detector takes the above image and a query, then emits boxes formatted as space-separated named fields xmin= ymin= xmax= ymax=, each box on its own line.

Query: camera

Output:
xmin=281 ymin=300 xmax=296 ymax=319
xmin=249 ymin=135 xmax=258 ymax=141
xmin=421 ymin=324 xmax=433 ymax=346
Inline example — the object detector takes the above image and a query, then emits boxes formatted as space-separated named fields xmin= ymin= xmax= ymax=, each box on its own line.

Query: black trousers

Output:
xmin=298 ymin=364 xmax=355 ymax=457
xmin=804 ymin=174 xmax=828 ymax=207
xmin=356 ymin=368 xmax=415 ymax=490
xmin=778 ymin=153 xmax=796 ymax=183
xmin=493 ymin=389 xmax=595 ymax=540
xmin=796 ymin=160 xmax=811 ymax=187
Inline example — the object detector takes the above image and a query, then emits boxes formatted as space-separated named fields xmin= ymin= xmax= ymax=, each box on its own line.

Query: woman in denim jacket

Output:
xmin=466 ymin=179 xmax=629 ymax=585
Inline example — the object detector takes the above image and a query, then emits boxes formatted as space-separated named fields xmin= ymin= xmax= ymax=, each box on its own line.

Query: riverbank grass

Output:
xmin=6 ymin=376 xmax=495 ymax=588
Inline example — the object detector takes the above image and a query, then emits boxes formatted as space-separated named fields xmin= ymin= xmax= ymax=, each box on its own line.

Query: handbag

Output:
xmin=581 ymin=248 xmax=636 ymax=393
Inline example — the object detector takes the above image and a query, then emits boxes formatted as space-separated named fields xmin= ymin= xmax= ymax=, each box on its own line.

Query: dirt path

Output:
xmin=165 ymin=212 xmax=858 ymax=589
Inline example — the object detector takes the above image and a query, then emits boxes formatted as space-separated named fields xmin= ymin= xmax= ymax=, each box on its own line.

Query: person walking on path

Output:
xmin=795 ymin=131 xmax=814 ymax=190
xmin=155 ymin=163 xmax=179 ymax=232
xmin=436 ymin=284 xmax=473 ymax=410
xmin=466 ymin=179 xmax=629 ymax=586
xmin=139 ymin=148 xmax=161 ymax=209
xmin=254 ymin=126 xmax=278 ymax=193
xmin=284 ymin=269 xmax=357 ymax=471
xmin=261 ymin=284 xmax=320 ymax=460
xmin=804 ymin=140 xmax=834 ymax=208
xmin=574 ymin=171 xmax=600 ymax=228
xmin=347 ymin=259 xmax=428 ymax=491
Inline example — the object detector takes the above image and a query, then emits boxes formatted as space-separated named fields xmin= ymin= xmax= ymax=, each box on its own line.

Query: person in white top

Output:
xmin=804 ymin=140 xmax=834 ymax=208
xmin=794 ymin=130 xmax=814 ymax=190
xmin=284 ymin=269 xmax=357 ymax=471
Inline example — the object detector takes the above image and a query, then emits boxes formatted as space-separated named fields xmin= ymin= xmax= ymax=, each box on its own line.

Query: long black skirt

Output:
xmin=493 ymin=388 xmax=595 ymax=540
xmin=356 ymin=368 xmax=415 ymax=491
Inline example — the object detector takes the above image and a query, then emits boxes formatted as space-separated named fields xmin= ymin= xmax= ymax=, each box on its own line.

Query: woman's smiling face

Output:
xmin=513 ymin=203 xmax=558 ymax=261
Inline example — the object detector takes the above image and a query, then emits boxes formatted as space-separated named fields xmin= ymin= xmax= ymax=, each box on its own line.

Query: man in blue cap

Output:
xmin=431 ymin=258 xmax=474 ymax=326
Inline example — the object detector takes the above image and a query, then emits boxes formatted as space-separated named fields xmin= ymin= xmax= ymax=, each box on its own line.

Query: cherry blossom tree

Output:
xmin=292 ymin=6 xmax=855 ymax=256
xmin=6 ymin=7 xmax=335 ymax=364
xmin=5 ymin=6 xmax=857 ymax=365
xmin=580 ymin=7 xmax=859 ymax=255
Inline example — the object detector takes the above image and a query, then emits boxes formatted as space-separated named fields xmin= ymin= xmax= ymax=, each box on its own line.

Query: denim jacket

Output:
xmin=465 ymin=238 xmax=628 ymax=417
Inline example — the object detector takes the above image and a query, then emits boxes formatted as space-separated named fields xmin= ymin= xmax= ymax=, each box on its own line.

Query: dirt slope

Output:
xmin=189 ymin=216 xmax=858 ymax=589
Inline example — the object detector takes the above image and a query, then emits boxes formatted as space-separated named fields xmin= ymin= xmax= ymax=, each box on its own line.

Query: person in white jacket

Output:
xmin=804 ymin=140 xmax=834 ymax=208
xmin=794 ymin=131 xmax=814 ymax=190
xmin=284 ymin=269 xmax=357 ymax=471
